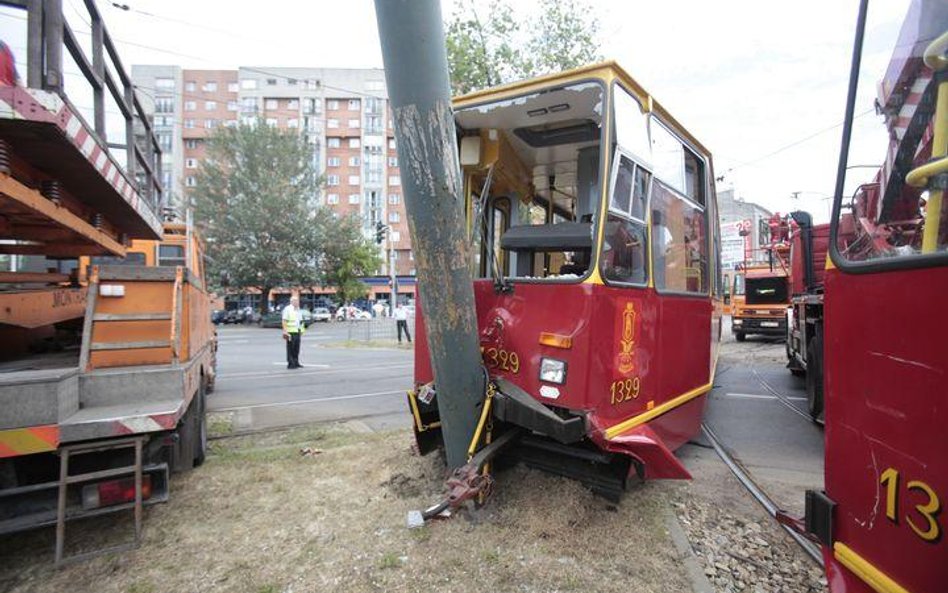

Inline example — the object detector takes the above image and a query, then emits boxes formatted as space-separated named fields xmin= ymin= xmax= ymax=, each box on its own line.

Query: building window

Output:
xmin=241 ymin=79 xmax=257 ymax=90
xmin=185 ymin=176 xmax=196 ymax=187
xmin=327 ymin=137 xmax=341 ymax=148
xmin=265 ymin=99 xmax=278 ymax=110
xmin=327 ymin=157 xmax=341 ymax=167
xmin=158 ymin=133 xmax=172 ymax=151
xmin=155 ymin=97 xmax=175 ymax=113
xmin=327 ymin=175 xmax=340 ymax=186
xmin=185 ymin=158 xmax=197 ymax=169
xmin=348 ymin=99 xmax=360 ymax=110
xmin=240 ymin=97 xmax=257 ymax=111
xmin=306 ymin=80 xmax=319 ymax=90
xmin=327 ymin=99 xmax=339 ymax=110
xmin=348 ymin=119 xmax=360 ymax=128
xmin=185 ymin=81 xmax=196 ymax=92
xmin=203 ymin=81 xmax=218 ymax=92
xmin=266 ymin=78 xmax=277 ymax=86
xmin=303 ymin=98 xmax=322 ymax=114
xmin=227 ymin=100 xmax=238 ymax=111
xmin=388 ymin=156 xmax=397 ymax=167
xmin=287 ymin=78 xmax=297 ymax=86
xmin=287 ymin=118 xmax=299 ymax=128
xmin=327 ymin=119 xmax=339 ymax=129
xmin=388 ymin=193 xmax=400 ymax=205
xmin=388 ymin=212 xmax=400 ymax=223
xmin=205 ymin=119 xmax=217 ymax=129
xmin=184 ymin=119 xmax=195 ymax=129
xmin=388 ymin=176 xmax=401 ymax=186
xmin=349 ymin=138 xmax=361 ymax=149
xmin=391 ymin=231 xmax=400 ymax=243
xmin=287 ymin=99 xmax=299 ymax=110
xmin=155 ymin=77 xmax=175 ymax=89
xmin=348 ymin=175 xmax=360 ymax=185
xmin=184 ymin=101 xmax=196 ymax=111
xmin=227 ymin=82 xmax=239 ymax=92
xmin=185 ymin=139 xmax=198 ymax=149
xmin=348 ymin=194 xmax=360 ymax=205
xmin=205 ymin=101 xmax=217 ymax=111
xmin=265 ymin=118 xmax=278 ymax=127
xmin=327 ymin=193 xmax=339 ymax=204
xmin=349 ymin=156 xmax=361 ymax=167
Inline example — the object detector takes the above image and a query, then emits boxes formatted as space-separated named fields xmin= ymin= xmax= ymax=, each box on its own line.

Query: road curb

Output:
xmin=664 ymin=504 xmax=715 ymax=593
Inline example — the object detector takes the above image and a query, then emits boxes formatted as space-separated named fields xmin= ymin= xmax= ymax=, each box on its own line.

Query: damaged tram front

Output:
xmin=409 ymin=62 xmax=722 ymax=500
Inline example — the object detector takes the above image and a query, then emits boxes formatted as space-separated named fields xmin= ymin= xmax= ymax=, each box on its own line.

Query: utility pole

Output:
xmin=375 ymin=0 xmax=485 ymax=468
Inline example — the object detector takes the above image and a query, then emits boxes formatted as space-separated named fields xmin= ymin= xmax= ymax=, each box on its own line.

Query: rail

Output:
xmin=700 ymin=423 xmax=824 ymax=567
xmin=0 ymin=0 xmax=163 ymax=210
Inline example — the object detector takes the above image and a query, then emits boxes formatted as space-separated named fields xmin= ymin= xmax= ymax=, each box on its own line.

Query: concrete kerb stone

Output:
xmin=664 ymin=503 xmax=715 ymax=593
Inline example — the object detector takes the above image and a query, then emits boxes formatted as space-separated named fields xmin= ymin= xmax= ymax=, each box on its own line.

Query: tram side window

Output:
xmin=603 ymin=154 xmax=650 ymax=284
xmin=651 ymin=181 xmax=708 ymax=294
xmin=91 ymin=252 xmax=147 ymax=266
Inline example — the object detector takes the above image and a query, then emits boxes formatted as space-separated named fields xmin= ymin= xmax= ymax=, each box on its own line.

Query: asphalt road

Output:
xmin=209 ymin=320 xmax=824 ymax=511
xmin=209 ymin=323 xmax=415 ymax=432
xmin=702 ymin=326 xmax=825 ymax=513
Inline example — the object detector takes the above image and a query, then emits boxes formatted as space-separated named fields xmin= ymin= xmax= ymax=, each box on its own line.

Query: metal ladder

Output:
xmin=54 ymin=436 xmax=145 ymax=566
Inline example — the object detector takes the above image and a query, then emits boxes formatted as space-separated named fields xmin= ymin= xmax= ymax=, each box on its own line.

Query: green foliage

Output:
xmin=444 ymin=0 xmax=601 ymax=95
xmin=318 ymin=212 xmax=381 ymax=304
xmin=192 ymin=121 xmax=379 ymax=310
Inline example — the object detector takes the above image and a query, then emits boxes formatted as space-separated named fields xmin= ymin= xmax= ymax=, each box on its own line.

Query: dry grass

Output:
xmin=0 ymin=425 xmax=689 ymax=593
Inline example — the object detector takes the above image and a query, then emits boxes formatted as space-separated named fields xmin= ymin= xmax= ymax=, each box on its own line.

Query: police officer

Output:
xmin=282 ymin=296 xmax=305 ymax=369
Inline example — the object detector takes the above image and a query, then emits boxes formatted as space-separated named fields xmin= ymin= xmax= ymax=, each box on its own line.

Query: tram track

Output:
xmin=751 ymin=366 xmax=819 ymax=424
xmin=700 ymin=422 xmax=824 ymax=567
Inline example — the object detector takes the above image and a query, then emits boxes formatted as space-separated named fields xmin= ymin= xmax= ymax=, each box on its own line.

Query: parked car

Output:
xmin=334 ymin=305 xmax=372 ymax=321
xmin=211 ymin=310 xmax=226 ymax=325
xmin=312 ymin=307 xmax=332 ymax=322
xmin=259 ymin=307 xmax=314 ymax=328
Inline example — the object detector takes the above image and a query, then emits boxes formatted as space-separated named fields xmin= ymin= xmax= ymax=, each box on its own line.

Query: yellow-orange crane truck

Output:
xmin=0 ymin=0 xmax=214 ymax=563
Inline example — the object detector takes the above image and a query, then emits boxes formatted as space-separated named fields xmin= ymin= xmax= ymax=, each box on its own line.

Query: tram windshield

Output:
xmin=832 ymin=2 xmax=948 ymax=265
xmin=455 ymin=81 xmax=605 ymax=281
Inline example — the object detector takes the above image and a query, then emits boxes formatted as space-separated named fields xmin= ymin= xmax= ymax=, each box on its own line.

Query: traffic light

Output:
xmin=375 ymin=222 xmax=388 ymax=244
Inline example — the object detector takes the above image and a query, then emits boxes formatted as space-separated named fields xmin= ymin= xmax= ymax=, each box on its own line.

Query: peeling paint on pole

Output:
xmin=375 ymin=0 xmax=484 ymax=468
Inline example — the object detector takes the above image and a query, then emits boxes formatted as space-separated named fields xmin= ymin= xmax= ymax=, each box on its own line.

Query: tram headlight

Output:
xmin=539 ymin=357 xmax=567 ymax=384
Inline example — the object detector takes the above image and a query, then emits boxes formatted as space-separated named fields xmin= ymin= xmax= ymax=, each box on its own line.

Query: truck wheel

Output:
xmin=805 ymin=333 xmax=824 ymax=420
xmin=193 ymin=382 xmax=208 ymax=467
xmin=735 ymin=331 xmax=746 ymax=342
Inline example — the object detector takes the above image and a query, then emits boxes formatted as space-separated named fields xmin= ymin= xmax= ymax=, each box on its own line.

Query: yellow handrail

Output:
xmin=918 ymin=31 xmax=948 ymax=253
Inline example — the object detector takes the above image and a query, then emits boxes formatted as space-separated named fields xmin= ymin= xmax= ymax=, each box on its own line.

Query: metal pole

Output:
xmin=26 ymin=0 xmax=43 ymax=89
xmin=42 ymin=0 xmax=63 ymax=92
xmin=374 ymin=0 xmax=484 ymax=468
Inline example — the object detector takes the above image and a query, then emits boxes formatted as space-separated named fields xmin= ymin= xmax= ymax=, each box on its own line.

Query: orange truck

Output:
xmin=730 ymin=214 xmax=792 ymax=341
xmin=0 ymin=1 xmax=214 ymax=563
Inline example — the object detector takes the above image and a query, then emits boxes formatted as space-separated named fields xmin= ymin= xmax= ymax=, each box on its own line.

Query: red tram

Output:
xmin=408 ymin=62 xmax=722 ymax=498
xmin=800 ymin=2 xmax=947 ymax=591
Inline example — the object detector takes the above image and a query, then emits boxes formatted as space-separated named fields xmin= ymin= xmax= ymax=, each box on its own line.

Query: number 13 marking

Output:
xmin=880 ymin=467 xmax=941 ymax=542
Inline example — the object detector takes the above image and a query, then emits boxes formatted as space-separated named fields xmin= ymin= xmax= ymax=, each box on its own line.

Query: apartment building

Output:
xmin=131 ymin=65 xmax=414 ymax=282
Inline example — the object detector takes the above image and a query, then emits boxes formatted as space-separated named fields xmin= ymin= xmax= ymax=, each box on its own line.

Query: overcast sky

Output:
xmin=0 ymin=0 xmax=910 ymax=221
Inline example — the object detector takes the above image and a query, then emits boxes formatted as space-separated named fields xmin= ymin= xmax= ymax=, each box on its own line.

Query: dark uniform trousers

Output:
xmin=286 ymin=332 xmax=302 ymax=368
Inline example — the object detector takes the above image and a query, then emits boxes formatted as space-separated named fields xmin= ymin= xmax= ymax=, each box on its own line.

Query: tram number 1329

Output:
xmin=610 ymin=377 xmax=641 ymax=405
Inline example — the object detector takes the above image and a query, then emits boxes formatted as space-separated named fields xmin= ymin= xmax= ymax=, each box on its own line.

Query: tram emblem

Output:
xmin=617 ymin=302 xmax=637 ymax=374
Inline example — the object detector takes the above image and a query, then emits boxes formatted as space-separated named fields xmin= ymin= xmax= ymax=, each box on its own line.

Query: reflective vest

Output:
xmin=283 ymin=307 xmax=303 ymax=333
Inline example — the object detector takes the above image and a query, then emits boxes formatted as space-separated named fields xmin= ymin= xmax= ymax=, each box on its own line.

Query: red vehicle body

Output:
xmin=409 ymin=62 xmax=721 ymax=498
xmin=785 ymin=212 xmax=830 ymax=419
xmin=800 ymin=2 xmax=947 ymax=592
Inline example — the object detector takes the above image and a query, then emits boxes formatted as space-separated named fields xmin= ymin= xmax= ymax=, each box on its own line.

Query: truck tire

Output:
xmin=806 ymin=332 xmax=824 ymax=421
xmin=735 ymin=331 xmax=746 ymax=342
xmin=193 ymin=382 xmax=208 ymax=467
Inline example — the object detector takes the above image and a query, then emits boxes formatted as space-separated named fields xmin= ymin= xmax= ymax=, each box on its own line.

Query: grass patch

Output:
xmin=207 ymin=412 xmax=235 ymax=438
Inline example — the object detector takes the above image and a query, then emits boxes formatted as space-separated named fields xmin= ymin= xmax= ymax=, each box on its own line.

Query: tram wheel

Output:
xmin=805 ymin=333 xmax=824 ymax=420
xmin=735 ymin=332 xmax=746 ymax=342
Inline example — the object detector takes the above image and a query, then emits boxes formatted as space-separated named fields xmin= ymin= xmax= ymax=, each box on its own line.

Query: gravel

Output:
xmin=671 ymin=497 xmax=826 ymax=593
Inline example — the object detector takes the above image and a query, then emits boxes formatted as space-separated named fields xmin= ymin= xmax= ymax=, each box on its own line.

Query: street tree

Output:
xmin=193 ymin=121 xmax=323 ymax=313
xmin=444 ymin=0 xmax=601 ymax=95
xmin=318 ymin=212 xmax=381 ymax=304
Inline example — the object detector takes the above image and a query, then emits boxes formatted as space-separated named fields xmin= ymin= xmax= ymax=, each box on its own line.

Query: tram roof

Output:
xmin=452 ymin=60 xmax=712 ymax=162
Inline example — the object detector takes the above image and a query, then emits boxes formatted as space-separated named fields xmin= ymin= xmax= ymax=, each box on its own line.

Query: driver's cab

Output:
xmin=454 ymin=62 xmax=713 ymax=297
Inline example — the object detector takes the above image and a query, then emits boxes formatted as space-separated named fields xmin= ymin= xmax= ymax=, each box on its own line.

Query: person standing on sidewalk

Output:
xmin=395 ymin=303 xmax=412 ymax=344
xmin=282 ymin=296 xmax=305 ymax=369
